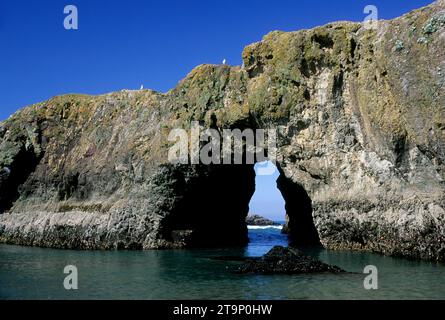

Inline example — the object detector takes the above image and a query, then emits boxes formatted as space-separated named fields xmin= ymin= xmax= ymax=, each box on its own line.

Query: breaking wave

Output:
xmin=247 ymin=225 xmax=283 ymax=230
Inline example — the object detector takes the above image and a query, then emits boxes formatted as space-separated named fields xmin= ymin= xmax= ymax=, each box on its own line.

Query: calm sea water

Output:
xmin=1 ymin=226 xmax=444 ymax=300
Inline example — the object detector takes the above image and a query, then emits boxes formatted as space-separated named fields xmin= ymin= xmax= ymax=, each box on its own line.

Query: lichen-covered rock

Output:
xmin=0 ymin=1 xmax=444 ymax=260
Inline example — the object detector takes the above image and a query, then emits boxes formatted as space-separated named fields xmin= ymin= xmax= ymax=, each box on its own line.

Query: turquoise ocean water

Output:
xmin=1 ymin=225 xmax=444 ymax=299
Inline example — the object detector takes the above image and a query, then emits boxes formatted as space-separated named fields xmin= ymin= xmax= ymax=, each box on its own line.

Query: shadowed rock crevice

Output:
xmin=161 ymin=164 xmax=256 ymax=247
xmin=0 ymin=146 xmax=42 ymax=213
xmin=277 ymin=166 xmax=321 ymax=247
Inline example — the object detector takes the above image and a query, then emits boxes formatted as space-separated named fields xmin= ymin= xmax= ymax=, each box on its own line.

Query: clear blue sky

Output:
xmin=251 ymin=163 xmax=285 ymax=221
xmin=0 ymin=0 xmax=433 ymax=219
xmin=0 ymin=0 xmax=433 ymax=120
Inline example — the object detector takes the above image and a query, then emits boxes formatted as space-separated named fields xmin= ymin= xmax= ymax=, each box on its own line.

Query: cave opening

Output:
xmin=163 ymin=163 xmax=256 ymax=248
xmin=0 ymin=146 xmax=41 ymax=213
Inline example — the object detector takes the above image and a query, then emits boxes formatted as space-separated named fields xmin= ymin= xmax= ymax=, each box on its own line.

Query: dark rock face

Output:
xmin=277 ymin=169 xmax=321 ymax=246
xmin=0 ymin=1 xmax=444 ymax=260
xmin=162 ymin=164 xmax=255 ymax=247
xmin=246 ymin=215 xmax=279 ymax=226
xmin=237 ymin=246 xmax=345 ymax=274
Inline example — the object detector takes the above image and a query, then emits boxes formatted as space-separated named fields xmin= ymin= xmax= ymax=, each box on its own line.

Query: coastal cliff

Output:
xmin=0 ymin=1 xmax=444 ymax=260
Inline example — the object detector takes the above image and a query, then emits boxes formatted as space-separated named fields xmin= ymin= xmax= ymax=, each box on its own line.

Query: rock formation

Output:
xmin=237 ymin=246 xmax=345 ymax=274
xmin=0 ymin=1 xmax=444 ymax=260
xmin=246 ymin=214 xmax=279 ymax=226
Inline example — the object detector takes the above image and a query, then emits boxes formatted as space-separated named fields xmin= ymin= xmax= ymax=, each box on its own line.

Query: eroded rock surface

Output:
xmin=0 ymin=1 xmax=444 ymax=259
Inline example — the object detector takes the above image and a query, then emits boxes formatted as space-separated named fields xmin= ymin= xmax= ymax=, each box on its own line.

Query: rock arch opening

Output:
xmin=161 ymin=161 xmax=321 ymax=249
xmin=248 ymin=162 xmax=285 ymax=224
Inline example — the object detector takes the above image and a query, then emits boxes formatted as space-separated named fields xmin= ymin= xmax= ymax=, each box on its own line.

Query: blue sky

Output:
xmin=0 ymin=0 xmax=434 ymax=219
xmin=251 ymin=163 xmax=285 ymax=221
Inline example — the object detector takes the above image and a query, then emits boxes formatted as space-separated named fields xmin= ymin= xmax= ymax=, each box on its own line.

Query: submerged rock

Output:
xmin=237 ymin=246 xmax=345 ymax=274
xmin=246 ymin=215 xmax=279 ymax=226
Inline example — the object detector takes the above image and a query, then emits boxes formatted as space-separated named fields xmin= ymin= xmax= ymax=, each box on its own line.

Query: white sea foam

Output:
xmin=247 ymin=225 xmax=283 ymax=230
